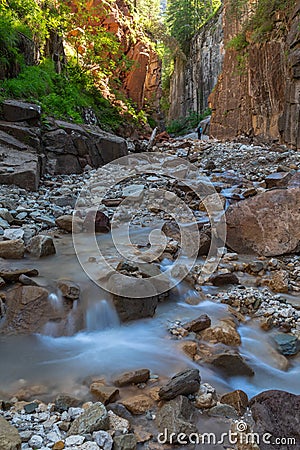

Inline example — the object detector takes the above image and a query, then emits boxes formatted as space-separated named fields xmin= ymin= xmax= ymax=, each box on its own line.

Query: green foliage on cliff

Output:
xmin=166 ymin=0 xmax=221 ymax=53
xmin=0 ymin=0 xmax=153 ymax=131
xmin=227 ymin=0 xmax=295 ymax=47
xmin=0 ymin=59 xmax=125 ymax=129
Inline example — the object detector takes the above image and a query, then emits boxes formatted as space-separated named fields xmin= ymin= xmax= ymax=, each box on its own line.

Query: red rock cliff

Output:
xmin=69 ymin=0 xmax=161 ymax=112
xmin=209 ymin=1 xmax=300 ymax=149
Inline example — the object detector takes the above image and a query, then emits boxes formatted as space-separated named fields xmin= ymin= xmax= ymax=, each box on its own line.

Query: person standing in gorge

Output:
xmin=196 ymin=123 xmax=203 ymax=140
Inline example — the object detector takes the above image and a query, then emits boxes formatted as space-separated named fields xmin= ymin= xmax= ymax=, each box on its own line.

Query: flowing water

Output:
xmin=0 ymin=231 xmax=299 ymax=400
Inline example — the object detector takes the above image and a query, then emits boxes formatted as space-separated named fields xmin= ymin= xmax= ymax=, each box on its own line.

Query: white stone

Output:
xmin=4 ymin=227 xmax=24 ymax=240
xmin=65 ymin=434 xmax=85 ymax=446
xmin=79 ymin=442 xmax=101 ymax=450
xmin=68 ymin=407 xmax=84 ymax=419
xmin=93 ymin=431 xmax=113 ymax=450
xmin=28 ymin=434 xmax=44 ymax=449
xmin=46 ymin=431 xmax=61 ymax=442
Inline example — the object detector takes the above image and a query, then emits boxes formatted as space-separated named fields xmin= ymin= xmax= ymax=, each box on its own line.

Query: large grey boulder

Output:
xmin=226 ymin=188 xmax=300 ymax=256
xmin=43 ymin=120 xmax=128 ymax=174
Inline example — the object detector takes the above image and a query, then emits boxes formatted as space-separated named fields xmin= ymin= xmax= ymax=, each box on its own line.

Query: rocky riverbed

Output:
xmin=0 ymin=137 xmax=300 ymax=449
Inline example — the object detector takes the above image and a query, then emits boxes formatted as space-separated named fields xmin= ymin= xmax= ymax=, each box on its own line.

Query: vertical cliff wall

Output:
xmin=209 ymin=1 xmax=300 ymax=149
xmin=168 ymin=6 xmax=224 ymax=120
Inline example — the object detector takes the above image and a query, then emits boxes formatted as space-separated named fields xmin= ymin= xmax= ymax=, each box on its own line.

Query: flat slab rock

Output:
xmin=159 ymin=368 xmax=201 ymax=400
xmin=0 ymin=148 xmax=40 ymax=191
xmin=113 ymin=368 xmax=150 ymax=387
xmin=1 ymin=99 xmax=41 ymax=122
xmin=226 ymin=188 xmax=300 ymax=256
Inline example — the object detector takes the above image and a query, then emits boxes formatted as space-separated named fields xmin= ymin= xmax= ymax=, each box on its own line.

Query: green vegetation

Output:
xmin=227 ymin=0 xmax=295 ymax=48
xmin=0 ymin=0 xmax=153 ymax=131
xmin=0 ymin=58 xmax=148 ymax=130
xmin=166 ymin=108 xmax=211 ymax=135
xmin=166 ymin=0 xmax=221 ymax=54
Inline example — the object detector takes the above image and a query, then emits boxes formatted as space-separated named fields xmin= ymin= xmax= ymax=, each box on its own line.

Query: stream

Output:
xmin=0 ymin=231 xmax=299 ymax=401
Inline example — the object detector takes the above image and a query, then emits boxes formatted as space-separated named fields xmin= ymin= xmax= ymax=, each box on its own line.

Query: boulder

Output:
xmin=209 ymin=272 xmax=239 ymax=286
xmin=0 ymin=285 xmax=51 ymax=334
xmin=0 ymin=267 xmax=38 ymax=282
xmin=156 ymin=395 xmax=198 ymax=443
xmin=107 ymin=410 xmax=131 ymax=432
xmin=208 ymin=352 xmax=255 ymax=377
xmin=67 ymin=402 xmax=109 ymax=435
xmin=207 ymin=404 xmax=239 ymax=419
xmin=0 ymin=121 xmax=41 ymax=149
xmin=112 ymin=293 xmax=158 ymax=322
xmin=265 ymin=270 xmax=289 ymax=293
xmin=113 ymin=369 xmax=150 ymax=387
xmin=158 ymin=368 xmax=201 ymax=401
xmin=83 ymin=211 xmax=110 ymax=233
xmin=121 ymin=394 xmax=153 ymax=415
xmin=1 ymin=100 xmax=41 ymax=123
xmin=0 ymin=148 xmax=40 ymax=191
xmin=0 ymin=416 xmax=21 ymax=450
xmin=0 ymin=239 xmax=25 ymax=259
xmin=113 ymin=434 xmax=137 ymax=450
xmin=199 ymin=320 xmax=241 ymax=346
xmin=90 ymin=383 xmax=119 ymax=405
xmin=226 ymin=188 xmax=300 ymax=256
xmin=27 ymin=235 xmax=56 ymax=258
xmin=57 ymin=279 xmax=80 ymax=300
xmin=54 ymin=394 xmax=82 ymax=413
xmin=55 ymin=214 xmax=83 ymax=233
xmin=0 ymin=208 xmax=14 ymax=223
xmin=220 ymin=390 xmax=249 ymax=415
xmin=265 ymin=172 xmax=292 ymax=189
xmin=183 ymin=314 xmax=211 ymax=332
xmin=250 ymin=390 xmax=300 ymax=450
xmin=43 ymin=121 xmax=128 ymax=174
xmin=274 ymin=333 xmax=300 ymax=356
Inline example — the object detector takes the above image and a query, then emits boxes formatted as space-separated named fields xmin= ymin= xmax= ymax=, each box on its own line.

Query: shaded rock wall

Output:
xmin=209 ymin=1 xmax=300 ymax=149
xmin=168 ymin=7 xmax=224 ymax=120
xmin=0 ymin=100 xmax=128 ymax=191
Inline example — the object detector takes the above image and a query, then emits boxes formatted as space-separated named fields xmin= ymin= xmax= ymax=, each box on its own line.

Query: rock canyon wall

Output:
xmin=209 ymin=1 xmax=300 ymax=149
xmin=168 ymin=6 xmax=224 ymax=120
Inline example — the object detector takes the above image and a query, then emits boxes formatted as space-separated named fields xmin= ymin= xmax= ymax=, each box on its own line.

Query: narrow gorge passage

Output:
xmin=0 ymin=1 xmax=299 ymax=449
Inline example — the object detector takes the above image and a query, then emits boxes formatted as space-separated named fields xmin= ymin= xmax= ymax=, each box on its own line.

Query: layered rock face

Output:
xmin=168 ymin=6 xmax=224 ymax=120
xmin=210 ymin=1 xmax=300 ymax=149
xmin=0 ymin=100 xmax=127 ymax=190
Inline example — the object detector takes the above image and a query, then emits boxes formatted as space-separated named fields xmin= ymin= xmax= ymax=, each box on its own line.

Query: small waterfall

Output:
xmin=86 ymin=299 xmax=120 ymax=331
xmin=48 ymin=292 xmax=63 ymax=312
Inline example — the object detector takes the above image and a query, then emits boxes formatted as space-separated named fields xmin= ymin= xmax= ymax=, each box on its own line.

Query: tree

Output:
xmin=166 ymin=0 xmax=221 ymax=53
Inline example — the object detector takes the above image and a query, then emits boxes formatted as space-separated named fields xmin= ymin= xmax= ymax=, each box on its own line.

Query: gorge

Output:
xmin=0 ymin=1 xmax=300 ymax=450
